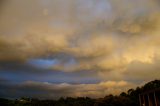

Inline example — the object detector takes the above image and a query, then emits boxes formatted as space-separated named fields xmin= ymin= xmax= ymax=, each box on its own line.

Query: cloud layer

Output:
xmin=0 ymin=80 xmax=135 ymax=99
xmin=0 ymin=0 xmax=160 ymax=99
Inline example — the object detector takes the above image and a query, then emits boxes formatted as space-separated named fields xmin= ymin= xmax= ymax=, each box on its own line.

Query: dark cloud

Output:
xmin=0 ymin=80 xmax=135 ymax=99
xmin=0 ymin=0 xmax=160 ymax=99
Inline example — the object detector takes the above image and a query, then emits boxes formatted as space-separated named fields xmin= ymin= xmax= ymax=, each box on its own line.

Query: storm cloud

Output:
xmin=0 ymin=0 xmax=160 ymax=99
xmin=0 ymin=80 xmax=135 ymax=99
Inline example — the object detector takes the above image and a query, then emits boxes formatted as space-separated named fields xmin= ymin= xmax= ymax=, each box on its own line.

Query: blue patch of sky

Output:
xmin=28 ymin=58 xmax=58 ymax=69
xmin=0 ymin=56 xmax=100 ymax=84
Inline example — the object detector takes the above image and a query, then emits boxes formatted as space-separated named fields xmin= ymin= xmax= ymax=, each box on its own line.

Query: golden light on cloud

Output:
xmin=0 ymin=0 xmax=160 ymax=99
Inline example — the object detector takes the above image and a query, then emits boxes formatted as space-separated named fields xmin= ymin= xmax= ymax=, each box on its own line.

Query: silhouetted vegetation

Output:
xmin=0 ymin=80 xmax=160 ymax=106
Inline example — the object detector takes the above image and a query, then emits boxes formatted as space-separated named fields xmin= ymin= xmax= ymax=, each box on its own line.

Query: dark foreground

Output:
xmin=0 ymin=80 xmax=160 ymax=106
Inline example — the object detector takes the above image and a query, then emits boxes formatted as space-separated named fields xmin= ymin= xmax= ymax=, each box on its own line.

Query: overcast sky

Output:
xmin=0 ymin=0 xmax=160 ymax=99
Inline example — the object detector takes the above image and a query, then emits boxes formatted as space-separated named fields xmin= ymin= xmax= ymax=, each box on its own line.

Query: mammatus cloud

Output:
xmin=0 ymin=80 xmax=135 ymax=99
xmin=0 ymin=0 xmax=160 ymax=99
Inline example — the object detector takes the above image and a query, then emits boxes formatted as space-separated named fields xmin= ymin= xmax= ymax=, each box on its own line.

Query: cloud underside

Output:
xmin=0 ymin=0 xmax=160 ymax=98
xmin=0 ymin=80 xmax=135 ymax=99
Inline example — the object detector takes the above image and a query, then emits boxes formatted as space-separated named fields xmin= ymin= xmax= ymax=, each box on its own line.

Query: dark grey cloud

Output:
xmin=0 ymin=80 xmax=135 ymax=99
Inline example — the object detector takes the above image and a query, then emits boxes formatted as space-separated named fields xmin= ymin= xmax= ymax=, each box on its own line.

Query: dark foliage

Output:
xmin=0 ymin=80 xmax=159 ymax=106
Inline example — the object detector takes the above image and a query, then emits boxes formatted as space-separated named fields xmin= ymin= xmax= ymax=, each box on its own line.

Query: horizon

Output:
xmin=0 ymin=0 xmax=160 ymax=99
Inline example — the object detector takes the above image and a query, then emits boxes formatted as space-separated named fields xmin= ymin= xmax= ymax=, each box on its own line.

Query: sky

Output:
xmin=0 ymin=0 xmax=160 ymax=99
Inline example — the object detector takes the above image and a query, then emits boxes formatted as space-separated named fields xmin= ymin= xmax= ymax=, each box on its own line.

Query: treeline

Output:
xmin=0 ymin=80 xmax=160 ymax=106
